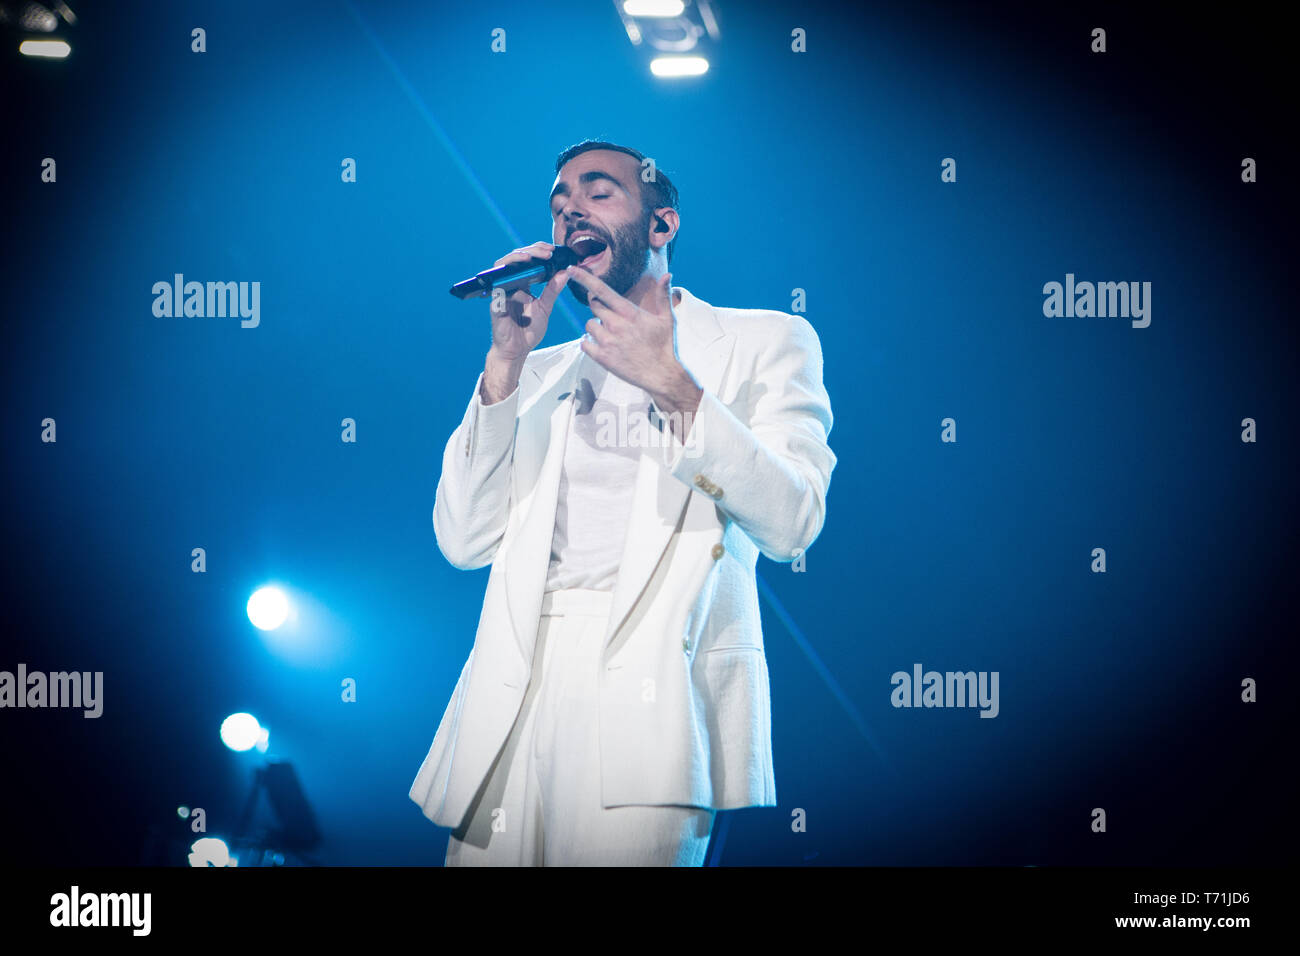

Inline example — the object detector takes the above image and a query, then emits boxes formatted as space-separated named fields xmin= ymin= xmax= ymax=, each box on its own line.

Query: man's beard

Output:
xmin=566 ymin=208 xmax=652 ymax=308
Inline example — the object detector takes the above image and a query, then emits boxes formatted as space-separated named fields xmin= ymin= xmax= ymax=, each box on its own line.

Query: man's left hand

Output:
xmin=564 ymin=267 xmax=703 ymax=422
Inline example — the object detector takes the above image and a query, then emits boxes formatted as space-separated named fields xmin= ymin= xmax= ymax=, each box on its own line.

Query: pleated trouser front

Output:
xmin=444 ymin=587 xmax=715 ymax=866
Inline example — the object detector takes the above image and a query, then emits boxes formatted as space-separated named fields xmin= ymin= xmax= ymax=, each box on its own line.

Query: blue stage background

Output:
xmin=1 ymin=0 xmax=1294 ymax=865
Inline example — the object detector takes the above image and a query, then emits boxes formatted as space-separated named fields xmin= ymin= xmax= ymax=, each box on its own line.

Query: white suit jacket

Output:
xmin=410 ymin=285 xmax=836 ymax=829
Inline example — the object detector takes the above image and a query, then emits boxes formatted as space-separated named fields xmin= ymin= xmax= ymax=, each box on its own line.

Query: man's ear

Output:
xmin=649 ymin=207 xmax=679 ymax=252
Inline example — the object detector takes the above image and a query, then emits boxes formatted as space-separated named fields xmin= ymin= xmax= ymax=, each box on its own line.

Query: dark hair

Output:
xmin=554 ymin=140 xmax=679 ymax=265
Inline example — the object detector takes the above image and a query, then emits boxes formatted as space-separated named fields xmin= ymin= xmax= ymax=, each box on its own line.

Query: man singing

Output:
xmin=410 ymin=140 xmax=837 ymax=865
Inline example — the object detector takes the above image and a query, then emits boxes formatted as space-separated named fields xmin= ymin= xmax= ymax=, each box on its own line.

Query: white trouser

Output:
xmin=444 ymin=587 xmax=715 ymax=866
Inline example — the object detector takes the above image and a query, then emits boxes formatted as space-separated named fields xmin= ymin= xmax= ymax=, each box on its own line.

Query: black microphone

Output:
xmin=449 ymin=244 xmax=593 ymax=300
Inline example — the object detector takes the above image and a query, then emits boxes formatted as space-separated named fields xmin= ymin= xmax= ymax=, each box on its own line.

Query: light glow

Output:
xmin=19 ymin=39 xmax=71 ymax=59
xmin=623 ymin=0 xmax=686 ymax=16
xmin=188 ymin=837 xmax=236 ymax=867
xmin=220 ymin=712 xmax=268 ymax=752
xmin=247 ymin=586 xmax=290 ymax=630
xmin=650 ymin=56 xmax=709 ymax=78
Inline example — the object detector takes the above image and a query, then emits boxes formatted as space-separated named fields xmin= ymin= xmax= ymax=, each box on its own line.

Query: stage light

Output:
xmin=9 ymin=1 xmax=57 ymax=31
xmin=650 ymin=55 xmax=709 ymax=77
xmin=247 ymin=586 xmax=289 ymax=630
xmin=220 ymin=712 xmax=268 ymax=752
xmin=18 ymin=38 xmax=68 ymax=57
xmin=235 ymin=759 xmax=323 ymax=856
xmin=188 ymin=837 xmax=236 ymax=867
xmin=623 ymin=0 xmax=685 ymax=16
xmin=615 ymin=0 xmax=719 ymax=70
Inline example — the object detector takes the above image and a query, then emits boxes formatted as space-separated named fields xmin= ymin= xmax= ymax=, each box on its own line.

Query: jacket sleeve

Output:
xmin=432 ymin=371 xmax=521 ymax=570
xmin=654 ymin=313 xmax=836 ymax=563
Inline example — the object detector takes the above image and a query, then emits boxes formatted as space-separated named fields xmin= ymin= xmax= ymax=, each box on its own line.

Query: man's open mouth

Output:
xmin=568 ymin=235 xmax=609 ymax=266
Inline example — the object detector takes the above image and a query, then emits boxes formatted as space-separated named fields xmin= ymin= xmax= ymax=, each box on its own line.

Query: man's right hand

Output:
xmin=481 ymin=241 xmax=571 ymax=405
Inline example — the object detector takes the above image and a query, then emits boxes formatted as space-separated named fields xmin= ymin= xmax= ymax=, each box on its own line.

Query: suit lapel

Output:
xmin=501 ymin=287 xmax=735 ymax=672
xmin=503 ymin=345 xmax=583 ymax=668
xmin=602 ymin=287 xmax=733 ymax=650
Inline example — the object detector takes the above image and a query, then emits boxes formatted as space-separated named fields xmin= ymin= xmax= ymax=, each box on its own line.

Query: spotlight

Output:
xmin=17 ymin=38 xmax=68 ymax=57
xmin=6 ymin=1 xmax=57 ymax=31
xmin=233 ymin=759 xmax=323 ymax=862
xmin=220 ymin=712 xmax=269 ymax=752
xmin=623 ymin=0 xmax=685 ymax=16
xmin=613 ymin=0 xmax=719 ymax=78
xmin=650 ymin=55 xmax=709 ymax=77
xmin=188 ymin=837 xmax=236 ymax=867
xmin=246 ymin=586 xmax=289 ymax=631
xmin=3 ymin=1 xmax=76 ymax=58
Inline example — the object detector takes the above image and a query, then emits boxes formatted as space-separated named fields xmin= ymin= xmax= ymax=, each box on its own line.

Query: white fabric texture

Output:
xmin=544 ymin=355 xmax=655 ymax=593
xmin=411 ymin=286 xmax=836 ymax=831
xmin=444 ymin=587 xmax=715 ymax=866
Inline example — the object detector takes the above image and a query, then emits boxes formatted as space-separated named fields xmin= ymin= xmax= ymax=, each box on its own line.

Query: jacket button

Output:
xmin=711 ymin=543 xmax=725 ymax=560
xmin=693 ymin=474 xmax=707 ymax=489
xmin=711 ymin=487 xmax=724 ymax=500
xmin=682 ymin=637 xmax=691 ymax=651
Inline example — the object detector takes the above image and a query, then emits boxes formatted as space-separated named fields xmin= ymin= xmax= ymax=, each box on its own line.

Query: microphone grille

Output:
xmin=551 ymin=245 xmax=581 ymax=269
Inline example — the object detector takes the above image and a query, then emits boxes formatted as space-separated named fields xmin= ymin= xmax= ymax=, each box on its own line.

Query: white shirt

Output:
xmin=545 ymin=353 xmax=659 ymax=592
